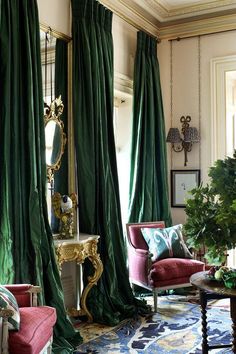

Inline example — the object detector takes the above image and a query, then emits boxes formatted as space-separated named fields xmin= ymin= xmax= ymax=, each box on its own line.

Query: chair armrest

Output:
xmin=134 ymin=248 xmax=149 ymax=256
xmin=128 ymin=246 xmax=150 ymax=286
xmin=28 ymin=286 xmax=41 ymax=306
xmin=4 ymin=285 xmax=42 ymax=307
xmin=0 ymin=308 xmax=14 ymax=354
xmin=133 ymin=248 xmax=153 ymax=269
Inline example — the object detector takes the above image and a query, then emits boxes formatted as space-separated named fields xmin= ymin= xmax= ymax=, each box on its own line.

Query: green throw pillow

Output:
xmin=0 ymin=286 xmax=20 ymax=331
xmin=141 ymin=224 xmax=193 ymax=262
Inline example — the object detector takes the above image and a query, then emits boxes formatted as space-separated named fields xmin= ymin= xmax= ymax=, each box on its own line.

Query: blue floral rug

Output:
xmin=74 ymin=295 xmax=233 ymax=353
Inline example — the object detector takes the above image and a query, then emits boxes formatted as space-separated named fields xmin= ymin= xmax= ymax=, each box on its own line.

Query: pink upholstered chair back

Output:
xmin=5 ymin=284 xmax=34 ymax=307
xmin=126 ymin=221 xmax=165 ymax=250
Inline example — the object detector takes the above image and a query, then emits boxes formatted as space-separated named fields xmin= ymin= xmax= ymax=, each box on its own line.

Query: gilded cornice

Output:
xmin=100 ymin=0 xmax=160 ymax=37
xmin=101 ymin=1 xmax=236 ymax=40
xmin=159 ymin=13 xmax=236 ymax=40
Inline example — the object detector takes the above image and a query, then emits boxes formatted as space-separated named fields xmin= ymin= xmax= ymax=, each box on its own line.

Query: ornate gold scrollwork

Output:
xmin=55 ymin=236 xmax=103 ymax=322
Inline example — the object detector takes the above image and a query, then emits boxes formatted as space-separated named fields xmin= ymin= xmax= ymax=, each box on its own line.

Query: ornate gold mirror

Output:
xmin=40 ymin=24 xmax=76 ymax=235
xmin=44 ymin=96 xmax=67 ymax=182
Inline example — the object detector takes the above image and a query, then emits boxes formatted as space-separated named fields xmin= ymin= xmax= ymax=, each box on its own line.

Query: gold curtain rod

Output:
xmin=40 ymin=10 xmax=160 ymax=43
xmin=169 ymin=27 xmax=236 ymax=41
xmin=40 ymin=23 xmax=72 ymax=42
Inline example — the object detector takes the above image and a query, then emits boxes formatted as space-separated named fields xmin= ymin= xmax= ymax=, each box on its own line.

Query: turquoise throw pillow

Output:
xmin=141 ymin=224 xmax=192 ymax=262
xmin=0 ymin=286 xmax=20 ymax=331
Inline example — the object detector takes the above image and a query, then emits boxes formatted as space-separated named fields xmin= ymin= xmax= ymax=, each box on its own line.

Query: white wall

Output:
xmin=114 ymin=29 xmax=236 ymax=226
xmin=114 ymin=98 xmax=133 ymax=225
xmin=113 ymin=15 xmax=137 ymax=79
xmin=112 ymin=15 xmax=136 ymax=224
xmin=37 ymin=0 xmax=71 ymax=36
xmin=158 ymin=31 xmax=236 ymax=224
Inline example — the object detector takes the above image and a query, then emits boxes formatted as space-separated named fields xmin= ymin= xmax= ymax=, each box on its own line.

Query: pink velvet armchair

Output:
xmin=126 ymin=221 xmax=205 ymax=311
xmin=0 ymin=284 xmax=57 ymax=354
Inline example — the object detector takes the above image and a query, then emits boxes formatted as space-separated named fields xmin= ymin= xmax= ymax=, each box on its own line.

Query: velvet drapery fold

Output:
xmin=0 ymin=1 xmax=81 ymax=352
xmin=128 ymin=31 xmax=172 ymax=226
xmin=71 ymin=0 xmax=148 ymax=325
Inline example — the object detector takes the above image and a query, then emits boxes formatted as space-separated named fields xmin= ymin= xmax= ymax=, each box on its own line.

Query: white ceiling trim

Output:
xmin=101 ymin=0 xmax=236 ymax=40
xmin=114 ymin=72 xmax=133 ymax=97
xmin=141 ymin=0 xmax=236 ymax=21
xmin=159 ymin=13 xmax=236 ymax=39
xmin=101 ymin=0 xmax=160 ymax=37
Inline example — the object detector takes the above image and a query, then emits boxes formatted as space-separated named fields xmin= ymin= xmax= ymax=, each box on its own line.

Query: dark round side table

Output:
xmin=190 ymin=271 xmax=236 ymax=353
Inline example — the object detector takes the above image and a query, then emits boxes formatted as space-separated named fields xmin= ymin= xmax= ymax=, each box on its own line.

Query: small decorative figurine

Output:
xmin=52 ymin=192 xmax=77 ymax=239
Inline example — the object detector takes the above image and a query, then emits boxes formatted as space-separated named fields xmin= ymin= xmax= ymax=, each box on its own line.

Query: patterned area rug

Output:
xmin=74 ymin=295 xmax=233 ymax=353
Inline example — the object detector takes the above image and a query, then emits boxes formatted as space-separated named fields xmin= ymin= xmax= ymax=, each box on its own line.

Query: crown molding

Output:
xmin=159 ymin=13 xmax=236 ymax=39
xmin=134 ymin=0 xmax=167 ymax=21
xmin=100 ymin=0 xmax=160 ymax=37
xmin=114 ymin=72 xmax=133 ymax=96
xmin=100 ymin=0 xmax=236 ymax=40
xmin=146 ymin=0 xmax=236 ymax=21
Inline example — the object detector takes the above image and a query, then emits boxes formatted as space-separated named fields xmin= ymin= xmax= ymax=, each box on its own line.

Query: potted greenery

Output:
xmin=183 ymin=152 xmax=236 ymax=265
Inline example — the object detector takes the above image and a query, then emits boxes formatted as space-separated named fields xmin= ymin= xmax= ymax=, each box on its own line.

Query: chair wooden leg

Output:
xmin=153 ymin=289 xmax=158 ymax=312
xmin=131 ymin=283 xmax=135 ymax=292
xmin=2 ymin=318 xmax=9 ymax=354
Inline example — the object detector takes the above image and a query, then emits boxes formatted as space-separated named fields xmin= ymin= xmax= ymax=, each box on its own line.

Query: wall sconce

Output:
xmin=166 ymin=116 xmax=200 ymax=166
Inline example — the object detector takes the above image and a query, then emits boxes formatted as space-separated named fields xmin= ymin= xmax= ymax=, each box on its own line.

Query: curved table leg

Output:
xmin=55 ymin=238 xmax=104 ymax=322
xmin=69 ymin=253 xmax=103 ymax=322
xmin=80 ymin=254 xmax=103 ymax=322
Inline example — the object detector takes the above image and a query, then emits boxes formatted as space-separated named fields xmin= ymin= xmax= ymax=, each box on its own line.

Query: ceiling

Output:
xmin=101 ymin=0 xmax=236 ymax=39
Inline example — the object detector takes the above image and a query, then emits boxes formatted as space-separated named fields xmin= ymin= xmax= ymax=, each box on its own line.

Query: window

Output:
xmin=211 ymin=55 xmax=236 ymax=267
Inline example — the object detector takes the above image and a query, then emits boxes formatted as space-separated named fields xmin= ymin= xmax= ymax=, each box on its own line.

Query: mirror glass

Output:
xmin=45 ymin=120 xmax=63 ymax=166
xmin=44 ymin=96 xmax=67 ymax=182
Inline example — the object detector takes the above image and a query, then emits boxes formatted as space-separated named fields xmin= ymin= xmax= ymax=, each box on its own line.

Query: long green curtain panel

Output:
xmin=128 ymin=31 xmax=172 ymax=226
xmin=71 ymin=0 xmax=148 ymax=325
xmin=0 ymin=1 xmax=81 ymax=352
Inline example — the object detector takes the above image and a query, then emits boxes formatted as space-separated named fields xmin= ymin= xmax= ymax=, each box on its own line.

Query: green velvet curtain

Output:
xmin=71 ymin=0 xmax=148 ymax=325
xmin=0 ymin=0 xmax=81 ymax=352
xmin=51 ymin=39 xmax=69 ymax=233
xmin=128 ymin=31 xmax=172 ymax=226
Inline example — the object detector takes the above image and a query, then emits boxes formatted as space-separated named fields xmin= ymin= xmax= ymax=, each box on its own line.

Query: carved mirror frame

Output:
xmin=44 ymin=96 xmax=67 ymax=182
xmin=40 ymin=24 xmax=73 ymax=184
xmin=40 ymin=24 xmax=78 ymax=234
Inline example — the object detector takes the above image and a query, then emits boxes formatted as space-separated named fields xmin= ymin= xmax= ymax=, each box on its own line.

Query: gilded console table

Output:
xmin=54 ymin=235 xmax=103 ymax=322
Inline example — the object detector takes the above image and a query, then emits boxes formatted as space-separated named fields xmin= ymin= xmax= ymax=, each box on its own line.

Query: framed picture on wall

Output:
xmin=171 ymin=170 xmax=200 ymax=207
